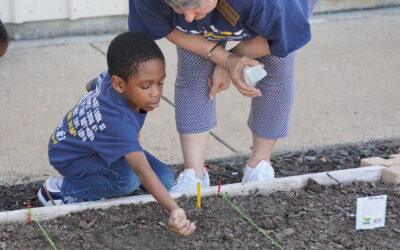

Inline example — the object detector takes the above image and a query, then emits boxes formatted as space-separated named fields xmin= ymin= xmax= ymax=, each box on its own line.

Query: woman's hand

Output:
xmin=208 ymin=65 xmax=231 ymax=99
xmin=168 ymin=208 xmax=196 ymax=236
xmin=224 ymin=54 xmax=262 ymax=98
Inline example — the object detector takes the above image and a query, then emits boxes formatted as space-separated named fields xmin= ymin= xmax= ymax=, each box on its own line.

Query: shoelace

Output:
xmin=43 ymin=183 xmax=57 ymax=206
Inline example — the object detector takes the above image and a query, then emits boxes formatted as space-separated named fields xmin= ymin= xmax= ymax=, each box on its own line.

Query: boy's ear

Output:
xmin=111 ymin=75 xmax=125 ymax=94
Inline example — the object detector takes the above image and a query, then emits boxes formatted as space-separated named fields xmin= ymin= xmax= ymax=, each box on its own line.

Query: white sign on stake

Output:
xmin=356 ymin=195 xmax=387 ymax=230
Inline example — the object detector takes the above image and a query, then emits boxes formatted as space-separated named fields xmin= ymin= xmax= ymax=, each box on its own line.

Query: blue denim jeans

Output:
xmin=54 ymin=151 xmax=175 ymax=200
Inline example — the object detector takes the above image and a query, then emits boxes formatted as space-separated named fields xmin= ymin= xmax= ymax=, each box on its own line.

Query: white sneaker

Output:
xmin=171 ymin=168 xmax=210 ymax=193
xmin=242 ymin=160 xmax=275 ymax=184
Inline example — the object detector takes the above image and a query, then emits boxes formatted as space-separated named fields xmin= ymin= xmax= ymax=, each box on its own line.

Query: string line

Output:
xmin=221 ymin=193 xmax=285 ymax=250
xmin=27 ymin=207 xmax=58 ymax=250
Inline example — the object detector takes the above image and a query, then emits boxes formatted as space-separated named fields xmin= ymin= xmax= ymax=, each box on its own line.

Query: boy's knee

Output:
xmin=144 ymin=151 xmax=175 ymax=190
xmin=112 ymin=170 xmax=139 ymax=195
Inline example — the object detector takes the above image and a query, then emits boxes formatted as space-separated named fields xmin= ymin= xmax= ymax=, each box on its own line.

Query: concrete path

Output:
xmin=0 ymin=8 xmax=399 ymax=185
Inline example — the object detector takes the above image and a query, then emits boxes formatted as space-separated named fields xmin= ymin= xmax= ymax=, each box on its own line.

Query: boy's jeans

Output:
xmin=54 ymin=151 xmax=175 ymax=200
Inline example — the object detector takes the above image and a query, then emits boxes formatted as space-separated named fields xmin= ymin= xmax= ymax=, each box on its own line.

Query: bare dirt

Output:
xmin=0 ymin=139 xmax=400 ymax=249
xmin=1 ymin=180 xmax=400 ymax=249
xmin=1 ymin=139 xmax=398 ymax=212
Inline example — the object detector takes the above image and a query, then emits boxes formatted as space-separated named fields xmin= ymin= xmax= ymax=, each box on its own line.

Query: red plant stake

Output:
xmin=217 ymin=179 xmax=221 ymax=198
xmin=27 ymin=202 xmax=32 ymax=224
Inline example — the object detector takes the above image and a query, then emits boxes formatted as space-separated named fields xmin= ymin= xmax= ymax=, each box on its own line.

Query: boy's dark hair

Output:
xmin=107 ymin=32 xmax=164 ymax=81
xmin=0 ymin=19 xmax=9 ymax=44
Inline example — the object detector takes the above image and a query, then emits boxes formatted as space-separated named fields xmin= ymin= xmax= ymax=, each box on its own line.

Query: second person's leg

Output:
xmin=244 ymin=0 xmax=320 ymax=180
xmin=172 ymin=47 xmax=216 ymax=191
xmin=243 ymin=52 xmax=296 ymax=183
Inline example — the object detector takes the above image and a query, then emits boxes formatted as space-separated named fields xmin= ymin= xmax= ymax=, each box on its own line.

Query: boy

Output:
xmin=0 ymin=19 xmax=9 ymax=57
xmin=38 ymin=32 xmax=195 ymax=236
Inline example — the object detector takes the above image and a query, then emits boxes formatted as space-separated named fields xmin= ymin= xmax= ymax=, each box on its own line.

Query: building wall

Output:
xmin=1 ymin=0 xmax=400 ymax=40
xmin=0 ymin=0 xmax=128 ymax=23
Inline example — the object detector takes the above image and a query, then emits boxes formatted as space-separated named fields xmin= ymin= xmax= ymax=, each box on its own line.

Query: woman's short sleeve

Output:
xmin=128 ymin=0 xmax=175 ymax=39
xmin=245 ymin=0 xmax=311 ymax=57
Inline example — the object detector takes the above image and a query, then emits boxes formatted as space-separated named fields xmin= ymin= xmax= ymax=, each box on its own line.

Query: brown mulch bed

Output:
xmin=0 ymin=139 xmax=399 ymax=212
xmin=1 ymin=180 xmax=399 ymax=249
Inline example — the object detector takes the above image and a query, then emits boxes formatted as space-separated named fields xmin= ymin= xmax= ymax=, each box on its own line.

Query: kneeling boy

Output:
xmin=38 ymin=32 xmax=195 ymax=236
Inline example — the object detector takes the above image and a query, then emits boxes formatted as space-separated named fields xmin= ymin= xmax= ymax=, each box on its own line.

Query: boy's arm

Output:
xmin=125 ymin=151 xmax=178 ymax=212
xmin=85 ymin=79 xmax=95 ymax=92
xmin=124 ymin=151 xmax=195 ymax=236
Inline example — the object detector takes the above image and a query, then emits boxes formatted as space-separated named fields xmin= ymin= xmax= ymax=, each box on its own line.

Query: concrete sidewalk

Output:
xmin=0 ymin=8 xmax=399 ymax=185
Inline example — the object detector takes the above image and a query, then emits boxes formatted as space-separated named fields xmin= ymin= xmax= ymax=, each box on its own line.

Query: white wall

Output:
xmin=0 ymin=0 xmax=128 ymax=24
xmin=1 ymin=0 xmax=400 ymax=25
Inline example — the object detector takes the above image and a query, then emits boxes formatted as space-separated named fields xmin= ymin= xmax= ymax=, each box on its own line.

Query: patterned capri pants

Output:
xmin=174 ymin=0 xmax=319 ymax=139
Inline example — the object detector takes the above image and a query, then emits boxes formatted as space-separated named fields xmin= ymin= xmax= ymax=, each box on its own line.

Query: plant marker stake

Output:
xmin=217 ymin=179 xmax=221 ymax=198
xmin=197 ymin=182 xmax=201 ymax=209
xmin=27 ymin=202 xmax=32 ymax=224
xmin=221 ymin=193 xmax=285 ymax=250
xmin=27 ymin=208 xmax=58 ymax=250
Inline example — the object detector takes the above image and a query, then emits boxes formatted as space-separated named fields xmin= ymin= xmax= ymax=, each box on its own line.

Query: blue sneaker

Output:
xmin=37 ymin=176 xmax=80 ymax=206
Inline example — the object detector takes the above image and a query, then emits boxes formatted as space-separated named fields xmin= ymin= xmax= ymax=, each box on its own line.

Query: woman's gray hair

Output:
xmin=163 ymin=0 xmax=202 ymax=10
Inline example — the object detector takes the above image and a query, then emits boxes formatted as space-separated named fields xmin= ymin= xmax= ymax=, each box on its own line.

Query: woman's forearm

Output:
xmin=166 ymin=29 xmax=217 ymax=59
xmin=166 ymin=29 xmax=269 ymax=65
xmin=230 ymin=36 xmax=270 ymax=59
xmin=166 ymin=29 xmax=231 ymax=67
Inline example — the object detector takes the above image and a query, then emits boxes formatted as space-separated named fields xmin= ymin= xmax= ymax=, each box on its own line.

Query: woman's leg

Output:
xmin=174 ymin=47 xmax=216 ymax=179
xmin=247 ymin=53 xmax=296 ymax=167
xmin=179 ymin=132 xmax=209 ymax=178
xmin=248 ymin=136 xmax=277 ymax=167
xmin=247 ymin=0 xmax=320 ymax=168
xmin=308 ymin=0 xmax=320 ymax=17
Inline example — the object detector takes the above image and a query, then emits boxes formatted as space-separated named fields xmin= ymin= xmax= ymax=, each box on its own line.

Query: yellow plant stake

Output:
xmin=197 ymin=182 xmax=201 ymax=209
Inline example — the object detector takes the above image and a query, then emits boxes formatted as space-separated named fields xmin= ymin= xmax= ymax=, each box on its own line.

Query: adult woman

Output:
xmin=129 ymin=0 xmax=319 ymax=192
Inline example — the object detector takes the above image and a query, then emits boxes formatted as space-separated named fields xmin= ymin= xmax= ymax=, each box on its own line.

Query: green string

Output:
xmin=221 ymin=193 xmax=285 ymax=250
xmin=28 ymin=208 xmax=58 ymax=250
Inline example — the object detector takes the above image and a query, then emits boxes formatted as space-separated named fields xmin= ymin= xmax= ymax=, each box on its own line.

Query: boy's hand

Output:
xmin=208 ymin=65 xmax=231 ymax=100
xmin=168 ymin=208 xmax=196 ymax=236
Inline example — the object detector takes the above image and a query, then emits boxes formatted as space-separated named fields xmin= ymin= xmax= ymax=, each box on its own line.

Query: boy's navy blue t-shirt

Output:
xmin=48 ymin=71 xmax=146 ymax=167
xmin=128 ymin=0 xmax=310 ymax=57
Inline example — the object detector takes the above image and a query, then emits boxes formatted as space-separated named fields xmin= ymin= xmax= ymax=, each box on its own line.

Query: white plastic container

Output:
xmin=243 ymin=65 xmax=267 ymax=87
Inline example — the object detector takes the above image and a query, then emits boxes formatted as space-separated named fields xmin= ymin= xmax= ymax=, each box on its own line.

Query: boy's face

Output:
xmin=112 ymin=58 xmax=166 ymax=113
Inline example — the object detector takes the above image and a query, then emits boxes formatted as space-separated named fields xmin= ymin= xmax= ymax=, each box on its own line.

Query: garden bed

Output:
xmin=1 ymin=138 xmax=399 ymax=212
xmin=1 ymin=180 xmax=399 ymax=249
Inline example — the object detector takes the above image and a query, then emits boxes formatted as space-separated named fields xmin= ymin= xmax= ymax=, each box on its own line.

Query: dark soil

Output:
xmin=1 ymin=139 xmax=399 ymax=212
xmin=1 ymin=180 xmax=400 ymax=249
